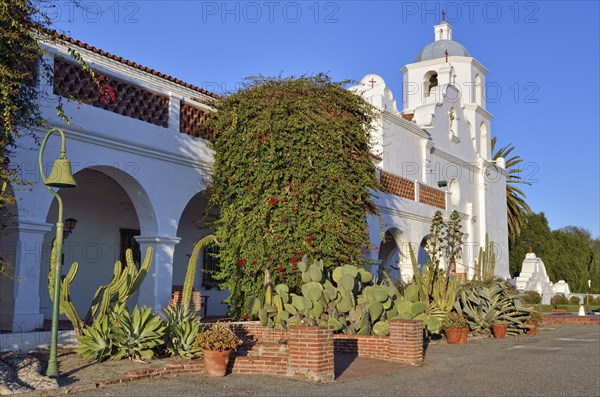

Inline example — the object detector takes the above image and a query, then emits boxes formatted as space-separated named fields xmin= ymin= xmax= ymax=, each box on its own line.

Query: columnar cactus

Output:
xmin=181 ymin=234 xmax=218 ymax=309
xmin=475 ymin=233 xmax=496 ymax=282
xmin=84 ymin=247 xmax=154 ymax=325
xmin=48 ymin=244 xmax=154 ymax=334
xmin=48 ymin=241 xmax=83 ymax=334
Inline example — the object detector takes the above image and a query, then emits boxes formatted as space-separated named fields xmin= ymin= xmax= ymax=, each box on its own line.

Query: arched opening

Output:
xmin=467 ymin=121 xmax=477 ymax=151
xmin=480 ymin=122 xmax=489 ymax=159
xmin=417 ymin=236 xmax=431 ymax=271
xmin=172 ymin=191 xmax=228 ymax=317
xmin=0 ymin=184 xmax=18 ymax=329
xmin=39 ymin=167 xmax=156 ymax=320
xmin=475 ymin=74 xmax=482 ymax=104
xmin=424 ymin=71 xmax=438 ymax=98
xmin=378 ymin=228 xmax=404 ymax=282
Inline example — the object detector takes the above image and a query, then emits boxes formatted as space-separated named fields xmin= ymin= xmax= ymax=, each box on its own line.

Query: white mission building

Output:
xmin=0 ymin=21 xmax=508 ymax=332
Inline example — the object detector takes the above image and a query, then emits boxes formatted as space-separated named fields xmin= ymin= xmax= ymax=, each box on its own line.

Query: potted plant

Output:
xmin=442 ymin=312 xmax=469 ymax=345
xmin=492 ymin=321 xmax=508 ymax=339
xmin=526 ymin=311 xmax=543 ymax=336
xmin=194 ymin=322 xmax=242 ymax=377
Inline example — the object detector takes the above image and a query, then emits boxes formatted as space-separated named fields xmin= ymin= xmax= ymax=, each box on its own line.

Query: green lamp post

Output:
xmin=38 ymin=128 xmax=77 ymax=378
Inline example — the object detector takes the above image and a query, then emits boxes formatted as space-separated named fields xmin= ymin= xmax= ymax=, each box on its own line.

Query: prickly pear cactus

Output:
xmin=251 ymin=256 xmax=401 ymax=336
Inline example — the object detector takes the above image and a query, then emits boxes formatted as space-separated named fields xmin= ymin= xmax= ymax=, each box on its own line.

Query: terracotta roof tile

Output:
xmin=48 ymin=31 xmax=221 ymax=100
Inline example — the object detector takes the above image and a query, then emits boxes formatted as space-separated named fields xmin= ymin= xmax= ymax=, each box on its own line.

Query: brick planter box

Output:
xmin=543 ymin=314 xmax=600 ymax=325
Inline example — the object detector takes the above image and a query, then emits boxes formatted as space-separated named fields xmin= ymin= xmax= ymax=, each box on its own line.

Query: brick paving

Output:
xmin=334 ymin=353 xmax=406 ymax=381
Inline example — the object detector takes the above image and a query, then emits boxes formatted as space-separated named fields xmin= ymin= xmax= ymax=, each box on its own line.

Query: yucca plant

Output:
xmin=163 ymin=303 xmax=203 ymax=359
xmin=76 ymin=318 xmax=114 ymax=363
xmin=113 ymin=306 xmax=166 ymax=361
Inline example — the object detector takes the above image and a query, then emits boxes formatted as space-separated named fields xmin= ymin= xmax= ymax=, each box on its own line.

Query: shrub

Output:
xmin=528 ymin=311 xmax=544 ymax=326
xmin=569 ymin=296 xmax=582 ymax=305
xmin=520 ymin=291 xmax=542 ymax=304
xmin=442 ymin=312 xmax=468 ymax=330
xmin=550 ymin=294 xmax=569 ymax=308
xmin=206 ymin=74 xmax=380 ymax=317
xmin=194 ymin=322 xmax=242 ymax=352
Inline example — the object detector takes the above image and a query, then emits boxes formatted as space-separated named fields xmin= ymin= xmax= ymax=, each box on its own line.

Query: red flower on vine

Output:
xmin=268 ymin=197 xmax=279 ymax=206
xmin=96 ymin=74 xmax=116 ymax=104
xmin=238 ymin=259 xmax=246 ymax=267
xmin=276 ymin=265 xmax=286 ymax=277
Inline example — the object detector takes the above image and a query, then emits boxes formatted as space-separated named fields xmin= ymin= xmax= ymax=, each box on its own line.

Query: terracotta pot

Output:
xmin=203 ymin=349 xmax=232 ymax=377
xmin=492 ymin=323 xmax=508 ymax=339
xmin=459 ymin=327 xmax=469 ymax=344
xmin=526 ymin=322 xmax=538 ymax=336
xmin=445 ymin=328 xmax=468 ymax=344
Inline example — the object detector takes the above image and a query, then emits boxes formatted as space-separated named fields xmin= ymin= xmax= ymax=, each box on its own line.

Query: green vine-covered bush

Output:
xmin=205 ymin=74 xmax=380 ymax=316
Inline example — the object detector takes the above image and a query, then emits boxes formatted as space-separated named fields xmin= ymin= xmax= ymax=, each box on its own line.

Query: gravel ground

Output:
xmin=36 ymin=324 xmax=599 ymax=397
xmin=24 ymin=348 xmax=173 ymax=391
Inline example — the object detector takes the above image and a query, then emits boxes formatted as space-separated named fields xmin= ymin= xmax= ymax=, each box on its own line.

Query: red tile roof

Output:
xmin=48 ymin=31 xmax=221 ymax=99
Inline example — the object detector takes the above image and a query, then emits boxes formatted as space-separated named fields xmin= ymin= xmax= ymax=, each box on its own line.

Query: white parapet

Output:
xmin=0 ymin=330 xmax=77 ymax=352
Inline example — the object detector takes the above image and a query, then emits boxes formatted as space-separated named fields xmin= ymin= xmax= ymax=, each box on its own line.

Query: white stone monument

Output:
xmin=515 ymin=252 xmax=558 ymax=304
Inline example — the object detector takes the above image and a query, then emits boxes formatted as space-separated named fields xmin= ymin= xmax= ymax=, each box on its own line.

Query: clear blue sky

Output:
xmin=52 ymin=1 xmax=600 ymax=237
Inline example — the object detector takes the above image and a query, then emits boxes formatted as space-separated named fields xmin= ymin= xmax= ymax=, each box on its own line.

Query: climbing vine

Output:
xmin=205 ymin=74 xmax=381 ymax=316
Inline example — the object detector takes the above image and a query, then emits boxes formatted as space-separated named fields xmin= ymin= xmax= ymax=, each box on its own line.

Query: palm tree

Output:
xmin=491 ymin=137 xmax=533 ymax=240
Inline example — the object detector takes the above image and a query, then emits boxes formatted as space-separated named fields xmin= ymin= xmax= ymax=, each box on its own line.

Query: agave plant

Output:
xmin=76 ymin=317 xmax=114 ymax=363
xmin=113 ymin=306 xmax=166 ymax=360
xmin=454 ymin=280 xmax=531 ymax=335
xmin=163 ymin=303 xmax=202 ymax=359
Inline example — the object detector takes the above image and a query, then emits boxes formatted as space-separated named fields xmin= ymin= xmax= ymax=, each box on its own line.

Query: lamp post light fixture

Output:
xmin=63 ymin=218 xmax=78 ymax=239
xmin=38 ymin=128 xmax=77 ymax=378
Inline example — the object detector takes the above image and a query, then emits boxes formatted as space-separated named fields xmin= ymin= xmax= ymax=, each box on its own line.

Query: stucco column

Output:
xmin=135 ymin=236 xmax=181 ymax=313
xmin=4 ymin=220 xmax=53 ymax=332
xmin=465 ymin=203 xmax=475 ymax=280
xmin=168 ymin=95 xmax=182 ymax=132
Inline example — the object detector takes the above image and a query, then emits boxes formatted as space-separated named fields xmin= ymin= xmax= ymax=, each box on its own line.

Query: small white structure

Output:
xmin=515 ymin=253 xmax=555 ymax=304
xmin=553 ymin=280 xmax=571 ymax=296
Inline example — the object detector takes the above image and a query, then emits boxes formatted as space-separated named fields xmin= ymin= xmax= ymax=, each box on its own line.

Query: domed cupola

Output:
xmin=401 ymin=19 xmax=488 ymax=113
xmin=414 ymin=21 xmax=471 ymax=62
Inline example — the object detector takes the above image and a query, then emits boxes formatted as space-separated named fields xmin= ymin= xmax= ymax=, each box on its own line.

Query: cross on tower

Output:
xmin=368 ymin=78 xmax=377 ymax=88
xmin=442 ymin=9 xmax=446 ymax=21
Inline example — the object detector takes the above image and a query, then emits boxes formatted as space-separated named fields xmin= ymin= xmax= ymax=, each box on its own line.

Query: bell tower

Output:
xmin=400 ymin=21 xmax=493 ymax=159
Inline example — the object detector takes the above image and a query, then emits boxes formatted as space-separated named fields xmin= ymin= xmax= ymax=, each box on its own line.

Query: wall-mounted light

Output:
xmin=437 ymin=180 xmax=448 ymax=188
xmin=63 ymin=218 xmax=78 ymax=239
